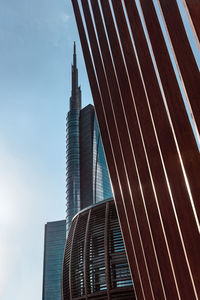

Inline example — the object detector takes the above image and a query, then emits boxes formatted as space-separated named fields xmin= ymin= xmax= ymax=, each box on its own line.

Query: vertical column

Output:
xmin=84 ymin=209 xmax=91 ymax=299
xmin=69 ymin=216 xmax=79 ymax=299
xmin=104 ymin=202 xmax=111 ymax=300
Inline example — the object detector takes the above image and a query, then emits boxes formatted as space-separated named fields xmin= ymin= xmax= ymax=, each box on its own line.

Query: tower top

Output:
xmin=70 ymin=42 xmax=81 ymax=111
xmin=73 ymin=41 xmax=76 ymax=68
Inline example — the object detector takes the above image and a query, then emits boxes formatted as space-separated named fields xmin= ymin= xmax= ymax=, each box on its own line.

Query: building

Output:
xmin=62 ymin=44 xmax=135 ymax=299
xmin=66 ymin=42 xmax=113 ymax=232
xmin=42 ymin=220 xmax=66 ymax=300
xmin=66 ymin=42 xmax=81 ymax=231
xmin=63 ymin=199 xmax=135 ymax=300
xmin=42 ymin=43 xmax=135 ymax=300
xmin=72 ymin=1 xmax=200 ymax=299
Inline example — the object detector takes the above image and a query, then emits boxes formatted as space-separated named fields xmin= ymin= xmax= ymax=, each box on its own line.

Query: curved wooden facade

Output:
xmin=62 ymin=200 xmax=135 ymax=300
xmin=71 ymin=1 xmax=200 ymax=299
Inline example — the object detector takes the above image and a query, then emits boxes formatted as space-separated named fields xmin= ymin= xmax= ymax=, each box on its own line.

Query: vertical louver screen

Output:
xmin=63 ymin=200 xmax=135 ymax=299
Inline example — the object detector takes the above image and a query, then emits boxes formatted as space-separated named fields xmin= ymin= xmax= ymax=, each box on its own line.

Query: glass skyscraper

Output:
xmin=42 ymin=220 xmax=66 ymax=300
xmin=66 ymin=43 xmax=112 ymax=232
xmin=42 ymin=44 xmax=113 ymax=300
xmin=92 ymin=116 xmax=113 ymax=203
xmin=66 ymin=42 xmax=81 ymax=231
xmin=41 ymin=40 xmax=136 ymax=300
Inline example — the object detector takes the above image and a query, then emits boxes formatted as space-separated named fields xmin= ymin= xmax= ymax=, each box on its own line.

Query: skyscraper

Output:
xmin=66 ymin=42 xmax=81 ymax=231
xmin=42 ymin=44 xmax=114 ymax=300
xmin=42 ymin=220 xmax=66 ymax=300
xmin=66 ymin=42 xmax=112 ymax=231
xmin=63 ymin=44 xmax=135 ymax=300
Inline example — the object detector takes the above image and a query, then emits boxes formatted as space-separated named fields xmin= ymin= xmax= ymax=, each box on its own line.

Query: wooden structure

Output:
xmin=71 ymin=0 xmax=200 ymax=299
xmin=63 ymin=200 xmax=135 ymax=299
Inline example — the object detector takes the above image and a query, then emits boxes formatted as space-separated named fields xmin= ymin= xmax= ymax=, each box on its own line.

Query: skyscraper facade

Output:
xmin=42 ymin=220 xmax=66 ymax=300
xmin=66 ymin=43 xmax=112 ymax=231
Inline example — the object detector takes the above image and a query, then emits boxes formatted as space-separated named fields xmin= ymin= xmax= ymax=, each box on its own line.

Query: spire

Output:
xmin=72 ymin=41 xmax=78 ymax=97
xmin=70 ymin=42 xmax=81 ymax=111
xmin=73 ymin=41 xmax=76 ymax=68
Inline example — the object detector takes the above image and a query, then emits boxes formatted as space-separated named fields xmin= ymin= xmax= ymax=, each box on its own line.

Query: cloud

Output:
xmin=59 ymin=13 xmax=70 ymax=23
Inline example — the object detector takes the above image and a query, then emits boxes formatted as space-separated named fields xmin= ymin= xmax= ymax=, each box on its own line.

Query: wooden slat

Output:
xmin=98 ymin=0 xmax=183 ymax=298
xmin=157 ymin=0 xmax=200 ymax=220
xmin=71 ymin=0 xmax=200 ymax=298
xmin=117 ymin=0 xmax=199 ymax=298
xmin=71 ymin=1 xmax=144 ymax=299
xmin=111 ymin=1 xmax=198 ymax=298
xmin=81 ymin=1 xmax=156 ymax=298
xmin=104 ymin=202 xmax=111 ymax=300
xmin=63 ymin=200 xmax=135 ymax=299
xmin=158 ymin=0 xmax=200 ymax=136
xmin=136 ymin=0 xmax=200 ymax=295
xmin=69 ymin=215 xmax=80 ymax=299
xmin=84 ymin=210 xmax=91 ymax=298
xmin=138 ymin=0 xmax=200 ymax=226
xmin=182 ymin=0 xmax=200 ymax=48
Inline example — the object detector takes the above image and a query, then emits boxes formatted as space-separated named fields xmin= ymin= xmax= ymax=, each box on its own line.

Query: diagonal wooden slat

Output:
xmin=71 ymin=0 xmax=200 ymax=298
xmin=91 ymin=0 xmax=180 ymax=298
xmin=87 ymin=0 xmax=180 ymax=297
xmin=81 ymin=0 xmax=157 ymax=298
xmin=136 ymin=0 xmax=200 ymax=296
xmin=157 ymin=0 xmax=200 ymax=156
xmin=71 ymin=1 xmax=145 ymax=298
xmin=182 ymin=0 xmax=200 ymax=49
xmin=137 ymin=0 xmax=200 ymax=228
xmin=111 ymin=1 xmax=198 ymax=298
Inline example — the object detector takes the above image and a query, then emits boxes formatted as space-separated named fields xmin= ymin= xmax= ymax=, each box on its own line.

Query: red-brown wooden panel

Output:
xmin=81 ymin=1 xmax=160 ymax=298
xmin=136 ymin=0 xmax=200 ymax=294
xmin=183 ymin=0 xmax=200 ymax=46
xmin=86 ymin=0 xmax=181 ymax=297
xmin=123 ymin=0 xmax=200 ymax=296
xmin=72 ymin=0 xmax=200 ymax=298
xmin=138 ymin=0 xmax=200 ymax=226
xmin=158 ymin=0 xmax=200 ymax=136
xmin=71 ymin=1 xmax=145 ymax=298
xmin=96 ymin=0 xmax=179 ymax=298
xmin=111 ymin=1 xmax=198 ymax=298
xmin=157 ymin=0 xmax=200 ymax=194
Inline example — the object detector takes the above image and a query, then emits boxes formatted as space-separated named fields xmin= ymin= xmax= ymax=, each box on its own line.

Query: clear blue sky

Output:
xmin=0 ymin=0 xmax=91 ymax=299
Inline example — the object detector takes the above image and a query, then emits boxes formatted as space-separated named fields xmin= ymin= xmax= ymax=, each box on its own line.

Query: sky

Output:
xmin=0 ymin=1 xmax=199 ymax=299
xmin=0 ymin=0 xmax=91 ymax=299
